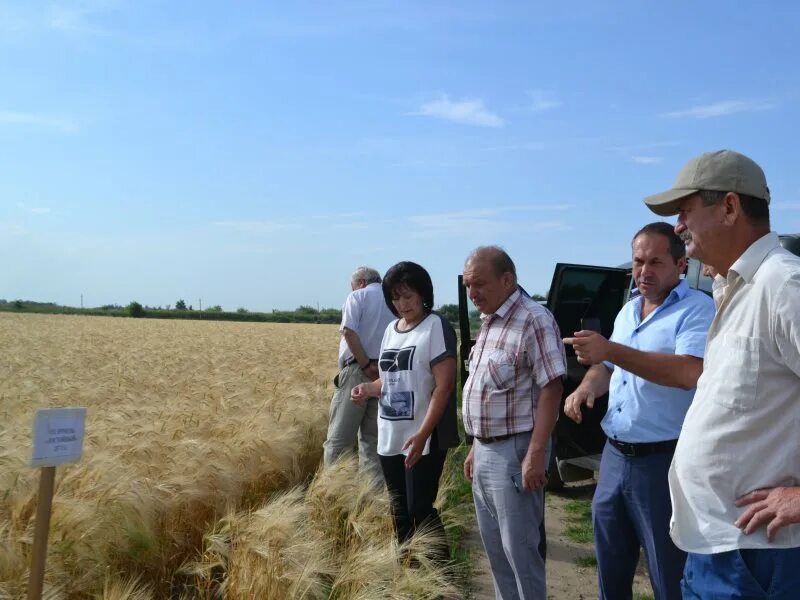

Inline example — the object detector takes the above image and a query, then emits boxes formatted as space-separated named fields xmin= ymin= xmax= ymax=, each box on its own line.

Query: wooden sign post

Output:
xmin=28 ymin=407 xmax=87 ymax=600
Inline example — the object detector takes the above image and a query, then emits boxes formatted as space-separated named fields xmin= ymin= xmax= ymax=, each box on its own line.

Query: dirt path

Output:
xmin=464 ymin=481 xmax=654 ymax=599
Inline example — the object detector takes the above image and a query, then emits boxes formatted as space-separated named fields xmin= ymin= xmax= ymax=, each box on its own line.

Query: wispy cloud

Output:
xmin=481 ymin=142 xmax=546 ymax=152
xmin=310 ymin=212 xmax=366 ymax=220
xmin=0 ymin=222 xmax=28 ymax=236
xmin=631 ymin=156 xmax=662 ymax=165
xmin=0 ymin=1 xmax=196 ymax=50
xmin=527 ymin=90 xmax=560 ymax=112
xmin=500 ymin=204 xmax=573 ymax=212
xmin=412 ymin=95 xmax=504 ymax=128
xmin=16 ymin=203 xmax=52 ymax=215
xmin=333 ymin=222 xmax=370 ymax=230
xmin=406 ymin=205 xmax=572 ymax=238
xmin=610 ymin=141 xmax=680 ymax=153
xmin=47 ymin=0 xmax=121 ymax=37
xmin=0 ymin=110 xmax=78 ymax=133
xmin=213 ymin=212 xmax=371 ymax=234
xmin=212 ymin=220 xmax=301 ymax=234
xmin=662 ymin=100 xmax=775 ymax=119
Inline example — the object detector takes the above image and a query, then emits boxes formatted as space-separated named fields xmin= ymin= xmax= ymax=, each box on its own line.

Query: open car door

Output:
xmin=546 ymin=263 xmax=630 ymax=474
xmin=457 ymin=274 xmax=476 ymax=389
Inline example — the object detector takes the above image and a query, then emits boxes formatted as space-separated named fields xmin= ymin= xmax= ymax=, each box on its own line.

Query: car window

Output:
xmin=547 ymin=265 xmax=628 ymax=340
xmin=780 ymin=234 xmax=800 ymax=256
xmin=684 ymin=258 xmax=713 ymax=296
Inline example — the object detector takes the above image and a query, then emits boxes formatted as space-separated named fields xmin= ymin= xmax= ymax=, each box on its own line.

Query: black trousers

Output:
xmin=380 ymin=445 xmax=448 ymax=554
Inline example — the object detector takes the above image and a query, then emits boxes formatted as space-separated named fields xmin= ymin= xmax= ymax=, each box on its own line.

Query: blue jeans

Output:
xmin=682 ymin=547 xmax=800 ymax=599
xmin=593 ymin=441 xmax=685 ymax=600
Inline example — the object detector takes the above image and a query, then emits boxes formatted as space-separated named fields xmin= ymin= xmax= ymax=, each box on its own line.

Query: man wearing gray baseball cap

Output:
xmin=644 ymin=150 xmax=800 ymax=598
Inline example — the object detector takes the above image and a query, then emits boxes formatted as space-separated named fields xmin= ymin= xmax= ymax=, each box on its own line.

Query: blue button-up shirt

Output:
xmin=601 ymin=279 xmax=715 ymax=443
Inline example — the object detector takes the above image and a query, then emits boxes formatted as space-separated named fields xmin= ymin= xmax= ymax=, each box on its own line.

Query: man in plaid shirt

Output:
xmin=462 ymin=246 xmax=566 ymax=599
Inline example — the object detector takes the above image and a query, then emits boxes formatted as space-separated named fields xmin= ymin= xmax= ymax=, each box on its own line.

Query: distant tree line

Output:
xmin=0 ymin=298 xmax=475 ymax=327
xmin=0 ymin=298 xmax=343 ymax=324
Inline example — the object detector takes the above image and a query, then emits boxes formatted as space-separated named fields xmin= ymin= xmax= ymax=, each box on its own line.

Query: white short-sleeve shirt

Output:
xmin=338 ymin=282 xmax=395 ymax=369
xmin=377 ymin=312 xmax=456 ymax=456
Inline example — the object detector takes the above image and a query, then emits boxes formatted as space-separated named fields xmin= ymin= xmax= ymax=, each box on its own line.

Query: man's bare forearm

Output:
xmin=529 ymin=377 xmax=563 ymax=456
xmin=606 ymin=343 xmax=702 ymax=390
xmin=342 ymin=328 xmax=370 ymax=367
xmin=577 ymin=364 xmax=612 ymax=397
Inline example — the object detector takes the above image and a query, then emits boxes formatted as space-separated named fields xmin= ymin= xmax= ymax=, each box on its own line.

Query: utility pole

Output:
xmin=80 ymin=294 xmax=83 ymax=309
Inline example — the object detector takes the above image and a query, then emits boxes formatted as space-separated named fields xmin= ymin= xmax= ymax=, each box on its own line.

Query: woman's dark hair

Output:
xmin=382 ymin=261 xmax=434 ymax=318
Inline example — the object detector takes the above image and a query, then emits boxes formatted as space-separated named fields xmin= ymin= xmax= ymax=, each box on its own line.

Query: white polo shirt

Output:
xmin=669 ymin=232 xmax=800 ymax=553
xmin=338 ymin=282 xmax=395 ymax=369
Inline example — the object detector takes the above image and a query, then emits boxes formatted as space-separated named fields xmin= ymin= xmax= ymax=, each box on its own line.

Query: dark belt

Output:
xmin=343 ymin=357 xmax=377 ymax=368
xmin=609 ymin=438 xmax=678 ymax=457
xmin=475 ymin=430 xmax=531 ymax=444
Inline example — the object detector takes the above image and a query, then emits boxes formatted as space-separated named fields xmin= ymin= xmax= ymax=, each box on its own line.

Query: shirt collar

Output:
xmin=671 ymin=278 xmax=690 ymax=301
xmin=633 ymin=278 xmax=688 ymax=309
xmin=631 ymin=278 xmax=687 ymax=325
xmin=728 ymin=232 xmax=780 ymax=284
xmin=481 ymin=289 xmax=521 ymax=321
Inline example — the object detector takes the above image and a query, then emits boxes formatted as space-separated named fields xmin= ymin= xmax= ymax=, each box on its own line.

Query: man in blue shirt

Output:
xmin=563 ymin=221 xmax=715 ymax=600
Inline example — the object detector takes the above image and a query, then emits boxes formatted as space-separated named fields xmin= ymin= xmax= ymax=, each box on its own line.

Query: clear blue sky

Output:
xmin=2 ymin=1 xmax=799 ymax=311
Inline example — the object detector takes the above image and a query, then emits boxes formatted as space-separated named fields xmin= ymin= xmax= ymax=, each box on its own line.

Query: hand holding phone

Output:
xmin=581 ymin=317 xmax=602 ymax=333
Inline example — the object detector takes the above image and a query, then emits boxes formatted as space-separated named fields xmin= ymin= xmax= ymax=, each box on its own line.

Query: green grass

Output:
xmin=635 ymin=593 xmax=655 ymax=600
xmin=438 ymin=442 xmax=477 ymax=597
xmin=563 ymin=499 xmax=594 ymax=544
xmin=564 ymin=521 xmax=593 ymax=544
xmin=575 ymin=555 xmax=597 ymax=568
xmin=563 ymin=499 xmax=592 ymax=519
xmin=437 ymin=369 xmax=478 ymax=597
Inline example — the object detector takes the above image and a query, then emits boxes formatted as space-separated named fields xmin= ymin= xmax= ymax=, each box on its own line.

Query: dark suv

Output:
xmin=457 ymin=234 xmax=800 ymax=490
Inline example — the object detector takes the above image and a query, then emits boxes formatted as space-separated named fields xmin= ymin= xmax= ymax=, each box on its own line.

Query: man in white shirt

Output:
xmin=323 ymin=266 xmax=395 ymax=482
xmin=644 ymin=150 xmax=800 ymax=598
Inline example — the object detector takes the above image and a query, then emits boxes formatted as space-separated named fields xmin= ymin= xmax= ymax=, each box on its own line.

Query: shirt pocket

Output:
xmin=486 ymin=348 xmax=516 ymax=390
xmin=709 ymin=333 xmax=760 ymax=411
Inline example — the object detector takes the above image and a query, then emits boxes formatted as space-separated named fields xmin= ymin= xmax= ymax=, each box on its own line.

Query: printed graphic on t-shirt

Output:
xmin=379 ymin=346 xmax=416 ymax=420
xmin=379 ymin=346 xmax=415 ymax=372
xmin=380 ymin=390 xmax=414 ymax=419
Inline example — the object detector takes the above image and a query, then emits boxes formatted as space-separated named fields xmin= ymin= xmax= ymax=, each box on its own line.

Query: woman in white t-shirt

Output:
xmin=352 ymin=261 xmax=459 ymax=555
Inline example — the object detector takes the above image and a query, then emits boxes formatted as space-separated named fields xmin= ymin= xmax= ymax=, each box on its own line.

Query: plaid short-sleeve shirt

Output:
xmin=463 ymin=290 xmax=567 ymax=438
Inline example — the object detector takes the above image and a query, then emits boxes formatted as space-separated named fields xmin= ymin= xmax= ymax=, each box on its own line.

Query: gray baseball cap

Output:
xmin=644 ymin=150 xmax=770 ymax=216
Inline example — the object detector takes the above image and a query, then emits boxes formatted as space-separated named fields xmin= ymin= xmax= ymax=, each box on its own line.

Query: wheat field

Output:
xmin=0 ymin=313 xmax=456 ymax=599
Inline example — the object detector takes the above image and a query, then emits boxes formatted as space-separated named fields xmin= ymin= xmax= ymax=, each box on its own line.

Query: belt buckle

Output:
xmin=616 ymin=440 xmax=637 ymax=457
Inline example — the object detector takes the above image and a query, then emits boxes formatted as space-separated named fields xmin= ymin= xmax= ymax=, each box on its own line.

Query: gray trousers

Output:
xmin=473 ymin=431 xmax=546 ymax=600
xmin=322 ymin=363 xmax=381 ymax=482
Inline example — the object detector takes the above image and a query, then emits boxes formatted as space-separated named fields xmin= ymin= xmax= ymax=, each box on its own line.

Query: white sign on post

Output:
xmin=31 ymin=407 xmax=87 ymax=468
